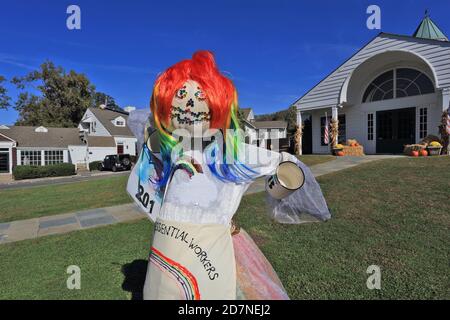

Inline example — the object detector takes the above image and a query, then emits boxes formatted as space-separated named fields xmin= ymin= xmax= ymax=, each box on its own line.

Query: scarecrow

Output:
xmin=127 ymin=51 xmax=330 ymax=300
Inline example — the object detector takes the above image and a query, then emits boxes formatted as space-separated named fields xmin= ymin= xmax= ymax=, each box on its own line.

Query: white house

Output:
xmin=0 ymin=106 xmax=138 ymax=177
xmin=240 ymin=108 xmax=288 ymax=150
xmin=0 ymin=126 xmax=85 ymax=175
xmin=78 ymin=106 xmax=137 ymax=164
xmin=294 ymin=14 xmax=450 ymax=154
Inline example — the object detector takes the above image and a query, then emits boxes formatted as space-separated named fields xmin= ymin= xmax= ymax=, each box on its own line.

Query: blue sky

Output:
xmin=0 ymin=0 xmax=449 ymax=125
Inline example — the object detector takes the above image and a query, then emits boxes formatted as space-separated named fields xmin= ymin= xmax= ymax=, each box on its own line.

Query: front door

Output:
xmin=302 ymin=117 xmax=313 ymax=154
xmin=117 ymin=144 xmax=124 ymax=154
xmin=0 ymin=149 xmax=10 ymax=173
xmin=376 ymin=107 xmax=416 ymax=154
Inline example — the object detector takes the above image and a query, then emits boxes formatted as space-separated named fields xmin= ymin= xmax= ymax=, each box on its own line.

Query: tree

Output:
xmin=0 ymin=75 xmax=10 ymax=110
xmin=93 ymin=92 xmax=122 ymax=111
xmin=12 ymin=61 xmax=96 ymax=127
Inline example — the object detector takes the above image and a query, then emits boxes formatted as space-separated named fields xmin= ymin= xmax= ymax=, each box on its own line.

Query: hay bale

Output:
xmin=342 ymin=145 xmax=365 ymax=156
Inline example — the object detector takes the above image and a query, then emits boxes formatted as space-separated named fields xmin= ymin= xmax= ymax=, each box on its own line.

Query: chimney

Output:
xmin=124 ymin=106 xmax=136 ymax=113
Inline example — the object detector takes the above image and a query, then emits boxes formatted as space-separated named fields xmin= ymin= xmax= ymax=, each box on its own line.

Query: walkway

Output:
xmin=0 ymin=155 xmax=400 ymax=245
xmin=0 ymin=204 xmax=144 ymax=244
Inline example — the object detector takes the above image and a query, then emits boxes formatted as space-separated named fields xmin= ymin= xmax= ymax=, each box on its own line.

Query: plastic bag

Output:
xmin=265 ymin=154 xmax=331 ymax=224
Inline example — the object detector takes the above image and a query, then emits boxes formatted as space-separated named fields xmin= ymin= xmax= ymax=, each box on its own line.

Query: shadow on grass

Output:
xmin=121 ymin=259 xmax=148 ymax=300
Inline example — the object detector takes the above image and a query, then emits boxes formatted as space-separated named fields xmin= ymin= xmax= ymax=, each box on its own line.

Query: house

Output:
xmin=0 ymin=126 xmax=84 ymax=175
xmin=240 ymin=108 xmax=288 ymax=150
xmin=78 ymin=106 xmax=137 ymax=163
xmin=0 ymin=106 xmax=138 ymax=177
xmin=293 ymin=14 xmax=450 ymax=154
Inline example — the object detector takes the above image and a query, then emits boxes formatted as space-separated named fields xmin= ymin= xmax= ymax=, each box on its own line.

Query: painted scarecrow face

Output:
xmin=170 ymin=80 xmax=211 ymax=137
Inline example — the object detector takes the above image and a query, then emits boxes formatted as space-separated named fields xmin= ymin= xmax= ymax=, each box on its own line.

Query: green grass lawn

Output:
xmin=0 ymin=156 xmax=334 ymax=223
xmin=0 ymin=157 xmax=448 ymax=299
xmin=0 ymin=175 xmax=130 ymax=223
xmin=297 ymin=155 xmax=336 ymax=166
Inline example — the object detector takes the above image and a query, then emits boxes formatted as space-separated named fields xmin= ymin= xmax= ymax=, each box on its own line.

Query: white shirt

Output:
xmin=128 ymin=143 xmax=282 ymax=226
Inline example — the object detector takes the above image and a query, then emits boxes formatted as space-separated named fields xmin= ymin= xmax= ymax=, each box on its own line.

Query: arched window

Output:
xmin=363 ymin=68 xmax=434 ymax=103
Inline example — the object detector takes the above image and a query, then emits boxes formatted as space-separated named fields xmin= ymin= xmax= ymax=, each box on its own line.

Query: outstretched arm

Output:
xmin=127 ymin=145 xmax=163 ymax=222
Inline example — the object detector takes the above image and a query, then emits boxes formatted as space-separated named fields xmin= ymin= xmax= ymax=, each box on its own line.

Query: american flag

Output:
xmin=324 ymin=115 xmax=330 ymax=145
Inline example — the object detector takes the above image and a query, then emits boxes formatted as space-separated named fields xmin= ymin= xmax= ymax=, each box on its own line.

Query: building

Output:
xmin=0 ymin=126 xmax=84 ymax=175
xmin=78 ymin=106 xmax=137 ymax=163
xmin=0 ymin=106 xmax=137 ymax=177
xmin=240 ymin=108 xmax=288 ymax=150
xmin=293 ymin=14 xmax=450 ymax=154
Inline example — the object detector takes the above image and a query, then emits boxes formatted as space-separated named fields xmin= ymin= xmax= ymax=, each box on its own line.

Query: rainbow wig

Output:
xmin=150 ymin=51 xmax=257 ymax=189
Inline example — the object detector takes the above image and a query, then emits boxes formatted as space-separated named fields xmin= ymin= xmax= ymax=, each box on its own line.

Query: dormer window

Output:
xmin=35 ymin=126 xmax=48 ymax=133
xmin=113 ymin=116 xmax=126 ymax=127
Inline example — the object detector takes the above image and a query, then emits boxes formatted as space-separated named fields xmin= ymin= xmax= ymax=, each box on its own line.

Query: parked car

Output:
xmin=99 ymin=154 xmax=132 ymax=172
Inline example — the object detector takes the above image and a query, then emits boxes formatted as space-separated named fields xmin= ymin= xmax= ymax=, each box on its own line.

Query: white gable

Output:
xmin=295 ymin=33 xmax=450 ymax=111
xmin=79 ymin=108 xmax=110 ymax=136
xmin=247 ymin=109 xmax=255 ymax=121
xmin=35 ymin=126 xmax=48 ymax=133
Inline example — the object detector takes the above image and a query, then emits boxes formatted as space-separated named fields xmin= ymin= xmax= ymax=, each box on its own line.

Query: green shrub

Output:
xmin=13 ymin=163 xmax=76 ymax=180
xmin=89 ymin=161 xmax=103 ymax=171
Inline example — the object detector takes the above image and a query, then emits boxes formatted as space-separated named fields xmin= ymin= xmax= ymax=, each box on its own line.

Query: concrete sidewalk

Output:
xmin=0 ymin=155 xmax=400 ymax=245
xmin=308 ymin=155 xmax=402 ymax=177
xmin=0 ymin=204 xmax=145 ymax=244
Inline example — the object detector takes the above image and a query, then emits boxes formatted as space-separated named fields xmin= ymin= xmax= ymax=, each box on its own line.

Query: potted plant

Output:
xmin=427 ymin=141 xmax=442 ymax=156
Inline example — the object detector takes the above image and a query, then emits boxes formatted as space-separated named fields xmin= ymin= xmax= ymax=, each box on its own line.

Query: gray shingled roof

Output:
xmin=254 ymin=121 xmax=287 ymax=129
xmin=0 ymin=133 xmax=14 ymax=142
xmin=0 ymin=126 xmax=83 ymax=148
xmin=89 ymin=107 xmax=135 ymax=137
xmin=87 ymin=136 xmax=116 ymax=147
xmin=242 ymin=119 xmax=256 ymax=129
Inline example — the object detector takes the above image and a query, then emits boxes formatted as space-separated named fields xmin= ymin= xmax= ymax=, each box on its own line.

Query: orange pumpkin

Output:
xmin=419 ymin=149 xmax=428 ymax=157
xmin=337 ymin=151 xmax=345 ymax=157
xmin=411 ymin=150 xmax=419 ymax=157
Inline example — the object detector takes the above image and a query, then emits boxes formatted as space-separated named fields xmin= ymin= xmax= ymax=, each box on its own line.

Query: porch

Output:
xmin=294 ymin=50 xmax=450 ymax=155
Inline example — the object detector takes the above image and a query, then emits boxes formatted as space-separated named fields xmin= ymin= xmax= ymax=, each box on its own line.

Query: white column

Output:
xmin=296 ymin=109 xmax=302 ymax=127
xmin=442 ymin=87 xmax=450 ymax=111
xmin=41 ymin=150 xmax=45 ymax=166
xmin=331 ymin=106 xmax=338 ymax=121
xmin=17 ymin=149 xmax=21 ymax=166
xmin=63 ymin=150 xmax=69 ymax=163
xmin=332 ymin=106 xmax=339 ymax=145
xmin=9 ymin=147 xmax=13 ymax=174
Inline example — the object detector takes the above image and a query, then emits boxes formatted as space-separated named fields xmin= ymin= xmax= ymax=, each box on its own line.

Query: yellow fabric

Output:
xmin=143 ymin=218 xmax=236 ymax=300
